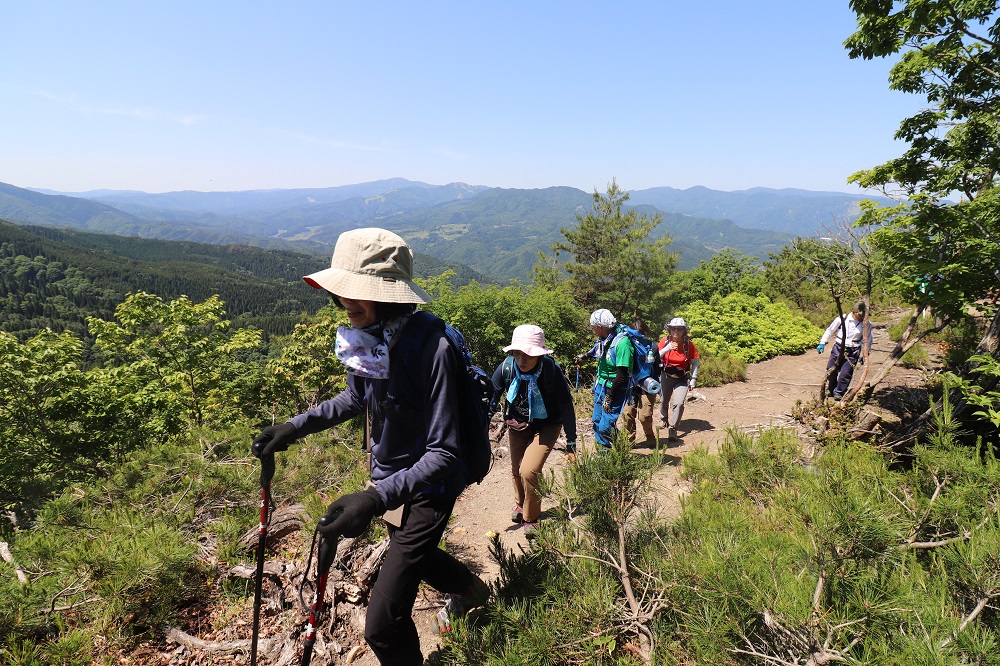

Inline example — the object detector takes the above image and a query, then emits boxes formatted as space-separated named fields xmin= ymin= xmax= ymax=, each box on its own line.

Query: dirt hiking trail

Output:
xmin=345 ymin=323 xmax=928 ymax=665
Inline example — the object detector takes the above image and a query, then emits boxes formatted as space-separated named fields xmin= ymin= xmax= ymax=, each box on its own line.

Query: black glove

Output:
xmin=602 ymin=391 xmax=615 ymax=413
xmin=318 ymin=487 xmax=386 ymax=538
xmin=251 ymin=422 xmax=298 ymax=458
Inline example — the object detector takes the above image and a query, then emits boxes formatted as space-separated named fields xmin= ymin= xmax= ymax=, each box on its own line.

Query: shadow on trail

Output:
xmin=871 ymin=383 xmax=931 ymax=421
xmin=629 ymin=441 xmax=682 ymax=466
xmin=679 ymin=417 xmax=713 ymax=435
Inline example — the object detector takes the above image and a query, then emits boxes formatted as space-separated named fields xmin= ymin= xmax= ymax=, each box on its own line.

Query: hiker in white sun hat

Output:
xmin=657 ymin=316 xmax=700 ymax=442
xmin=251 ymin=227 xmax=487 ymax=663
xmin=492 ymin=325 xmax=577 ymax=535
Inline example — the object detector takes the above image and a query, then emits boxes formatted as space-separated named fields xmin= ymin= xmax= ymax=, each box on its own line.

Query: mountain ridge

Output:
xmin=2 ymin=179 xmax=889 ymax=280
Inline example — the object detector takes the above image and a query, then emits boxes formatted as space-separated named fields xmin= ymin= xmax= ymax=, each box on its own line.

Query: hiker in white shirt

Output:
xmin=817 ymin=301 xmax=874 ymax=400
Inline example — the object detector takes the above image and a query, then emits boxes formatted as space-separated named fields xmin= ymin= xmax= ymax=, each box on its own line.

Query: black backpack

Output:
xmin=397 ymin=311 xmax=496 ymax=485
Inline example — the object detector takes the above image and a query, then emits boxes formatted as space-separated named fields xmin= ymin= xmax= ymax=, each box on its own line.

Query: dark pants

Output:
xmin=826 ymin=343 xmax=861 ymax=397
xmin=365 ymin=493 xmax=476 ymax=666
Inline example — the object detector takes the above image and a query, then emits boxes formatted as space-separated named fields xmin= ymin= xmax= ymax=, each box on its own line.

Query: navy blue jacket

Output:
xmin=491 ymin=355 xmax=578 ymax=442
xmin=289 ymin=316 xmax=465 ymax=511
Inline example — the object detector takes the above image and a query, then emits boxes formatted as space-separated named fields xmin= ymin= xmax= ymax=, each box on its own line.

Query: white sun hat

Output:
xmin=503 ymin=324 xmax=554 ymax=356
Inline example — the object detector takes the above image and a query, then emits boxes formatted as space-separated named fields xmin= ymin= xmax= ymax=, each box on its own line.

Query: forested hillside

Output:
xmin=0 ymin=222 xmax=489 ymax=341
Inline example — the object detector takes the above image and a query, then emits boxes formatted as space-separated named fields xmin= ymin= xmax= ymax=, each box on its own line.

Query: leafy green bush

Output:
xmin=677 ymin=292 xmax=823 ymax=364
xmin=261 ymin=303 xmax=348 ymax=417
xmin=89 ymin=291 xmax=262 ymax=428
xmin=696 ymin=351 xmax=747 ymax=386
xmin=0 ymin=329 xmax=182 ymax=520
xmin=419 ymin=274 xmax=590 ymax=373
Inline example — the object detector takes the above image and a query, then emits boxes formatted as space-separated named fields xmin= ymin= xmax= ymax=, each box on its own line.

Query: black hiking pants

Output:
xmin=826 ymin=342 xmax=861 ymax=398
xmin=365 ymin=492 xmax=476 ymax=665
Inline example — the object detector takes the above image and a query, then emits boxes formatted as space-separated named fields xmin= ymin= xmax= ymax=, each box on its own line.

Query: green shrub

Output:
xmin=441 ymin=415 xmax=1000 ymax=665
xmin=900 ymin=341 xmax=930 ymax=368
xmin=940 ymin=316 xmax=987 ymax=369
xmin=0 ymin=421 xmax=367 ymax=659
xmin=677 ymin=292 xmax=823 ymax=364
xmin=696 ymin=351 xmax=747 ymax=386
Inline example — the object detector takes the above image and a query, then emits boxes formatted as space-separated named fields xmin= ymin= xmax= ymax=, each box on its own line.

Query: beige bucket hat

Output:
xmin=303 ymin=228 xmax=431 ymax=303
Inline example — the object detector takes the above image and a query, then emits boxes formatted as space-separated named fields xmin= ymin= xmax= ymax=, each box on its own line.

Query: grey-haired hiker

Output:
xmin=251 ymin=227 xmax=487 ymax=664
xmin=577 ymin=309 xmax=634 ymax=450
xmin=491 ymin=324 xmax=577 ymax=536
xmin=817 ymin=301 xmax=874 ymax=400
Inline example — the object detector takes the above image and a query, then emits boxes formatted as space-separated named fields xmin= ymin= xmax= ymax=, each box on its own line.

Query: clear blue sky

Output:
xmin=0 ymin=2 xmax=921 ymax=195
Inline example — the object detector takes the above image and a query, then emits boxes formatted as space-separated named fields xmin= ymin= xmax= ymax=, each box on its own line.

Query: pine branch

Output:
xmin=939 ymin=591 xmax=1000 ymax=649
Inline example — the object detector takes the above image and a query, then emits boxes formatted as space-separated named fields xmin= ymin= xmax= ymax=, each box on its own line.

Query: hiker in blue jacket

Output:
xmin=251 ymin=228 xmax=487 ymax=664
xmin=491 ymin=324 xmax=577 ymax=535
xmin=576 ymin=309 xmax=634 ymax=450
xmin=620 ymin=319 xmax=658 ymax=448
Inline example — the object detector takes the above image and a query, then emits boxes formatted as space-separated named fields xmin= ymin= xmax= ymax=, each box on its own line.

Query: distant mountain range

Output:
xmin=626 ymin=186 xmax=883 ymax=235
xmin=2 ymin=179 xmax=893 ymax=280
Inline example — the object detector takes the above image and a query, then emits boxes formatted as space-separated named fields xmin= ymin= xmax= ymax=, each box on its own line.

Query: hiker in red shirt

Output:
xmin=658 ymin=317 xmax=699 ymax=442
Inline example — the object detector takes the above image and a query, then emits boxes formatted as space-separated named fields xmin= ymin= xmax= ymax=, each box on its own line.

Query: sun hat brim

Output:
xmin=303 ymin=267 xmax=431 ymax=304
xmin=503 ymin=343 xmax=554 ymax=356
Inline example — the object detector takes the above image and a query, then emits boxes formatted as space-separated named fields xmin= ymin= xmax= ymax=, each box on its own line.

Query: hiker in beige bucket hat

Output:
xmin=251 ymin=227 xmax=488 ymax=663
xmin=302 ymin=227 xmax=431 ymax=305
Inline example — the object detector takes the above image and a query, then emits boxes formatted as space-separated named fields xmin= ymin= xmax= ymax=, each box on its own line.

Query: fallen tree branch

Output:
xmin=0 ymin=541 xmax=27 ymax=584
xmin=225 ymin=560 xmax=300 ymax=580
xmin=39 ymin=596 xmax=102 ymax=614
xmin=166 ymin=627 xmax=259 ymax=655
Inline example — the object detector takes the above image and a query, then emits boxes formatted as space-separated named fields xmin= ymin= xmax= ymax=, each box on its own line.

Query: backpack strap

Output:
xmin=608 ymin=329 xmax=631 ymax=361
xmin=396 ymin=311 xmax=443 ymax=369
xmin=502 ymin=355 xmax=516 ymax=385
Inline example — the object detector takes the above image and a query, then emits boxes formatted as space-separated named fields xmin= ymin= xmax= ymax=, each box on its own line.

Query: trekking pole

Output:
xmin=250 ymin=454 xmax=276 ymax=666
xmin=300 ymin=515 xmax=339 ymax=666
